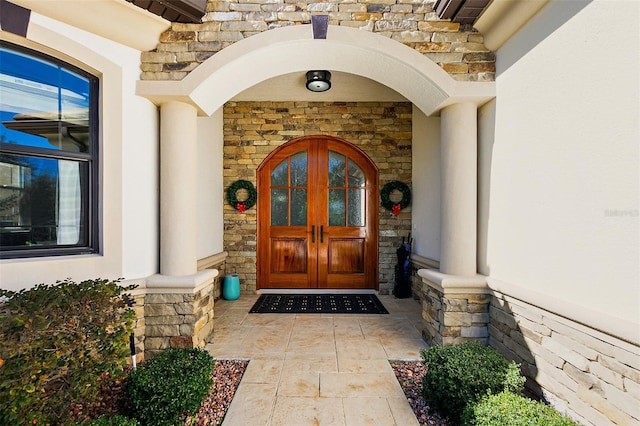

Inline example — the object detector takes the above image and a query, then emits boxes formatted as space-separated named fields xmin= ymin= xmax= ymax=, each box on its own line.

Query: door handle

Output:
xmin=311 ymin=225 xmax=315 ymax=243
xmin=320 ymin=225 xmax=324 ymax=243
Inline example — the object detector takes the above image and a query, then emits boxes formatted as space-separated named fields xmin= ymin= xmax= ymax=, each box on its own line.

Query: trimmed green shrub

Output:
xmin=88 ymin=415 xmax=139 ymax=426
xmin=462 ymin=391 xmax=579 ymax=425
xmin=421 ymin=341 xmax=525 ymax=423
xmin=123 ymin=348 xmax=215 ymax=426
xmin=0 ymin=278 xmax=136 ymax=426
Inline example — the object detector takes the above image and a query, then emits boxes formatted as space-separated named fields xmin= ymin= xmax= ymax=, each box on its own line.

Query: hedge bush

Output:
xmin=462 ymin=391 xmax=579 ymax=425
xmin=123 ymin=348 xmax=215 ymax=426
xmin=0 ymin=278 xmax=136 ymax=425
xmin=421 ymin=341 xmax=524 ymax=423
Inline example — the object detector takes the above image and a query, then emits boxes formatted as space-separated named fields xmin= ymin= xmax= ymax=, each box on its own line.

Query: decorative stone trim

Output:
xmin=418 ymin=269 xmax=640 ymax=424
xmin=490 ymin=291 xmax=640 ymax=425
xmin=140 ymin=0 xmax=494 ymax=82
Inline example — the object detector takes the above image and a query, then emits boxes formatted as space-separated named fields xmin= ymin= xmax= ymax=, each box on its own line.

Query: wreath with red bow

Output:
xmin=226 ymin=180 xmax=257 ymax=213
xmin=380 ymin=181 xmax=411 ymax=216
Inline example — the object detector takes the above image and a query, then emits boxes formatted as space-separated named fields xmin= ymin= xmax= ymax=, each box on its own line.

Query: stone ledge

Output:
xmin=410 ymin=253 xmax=439 ymax=269
xmin=197 ymin=251 xmax=229 ymax=270
xmin=418 ymin=269 xmax=488 ymax=294
xmin=145 ymin=269 xmax=219 ymax=293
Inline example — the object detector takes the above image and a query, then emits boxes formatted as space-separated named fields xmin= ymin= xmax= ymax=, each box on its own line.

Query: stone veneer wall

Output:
xmin=140 ymin=0 xmax=494 ymax=82
xmin=130 ymin=293 xmax=146 ymax=363
xmin=419 ymin=282 xmax=490 ymax=347
xmin=142 ymin=281 xmax=216 ymax=358
xmin=490 ymin=293 xmax=640 ymax=425
xmin=223 ymin=101 xmax=412 ymax=293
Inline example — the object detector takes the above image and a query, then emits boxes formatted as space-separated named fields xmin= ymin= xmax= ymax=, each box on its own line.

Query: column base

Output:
xmin=418 ymin=269 xmax=490 ymax=346
xmin=131 ymin=270 xmax=219 ymax=359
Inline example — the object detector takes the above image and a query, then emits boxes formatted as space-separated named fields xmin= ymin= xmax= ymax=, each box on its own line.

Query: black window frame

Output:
xmin=0 ymin=40 xmax=99 ymax=259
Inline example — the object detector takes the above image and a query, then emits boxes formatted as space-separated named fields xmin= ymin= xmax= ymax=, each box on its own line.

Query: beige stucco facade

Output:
xmin=1 ymin=0 xmax=638 ymax=423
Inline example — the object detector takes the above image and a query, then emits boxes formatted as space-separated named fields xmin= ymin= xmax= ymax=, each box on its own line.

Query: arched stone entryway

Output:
xmin=136 ymin=23 xmax=495 ymax=348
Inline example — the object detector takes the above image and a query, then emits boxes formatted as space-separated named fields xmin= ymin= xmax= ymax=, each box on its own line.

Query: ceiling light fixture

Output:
xmin=306 ymin=70 xmax=331 ymax=92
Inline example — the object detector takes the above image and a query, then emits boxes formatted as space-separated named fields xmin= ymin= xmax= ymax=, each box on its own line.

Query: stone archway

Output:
xmin=136 ymin=23 xmax=495 ymax=350
xmin=137 ymin=22 xmax=495 ymax=280
xmin=137 ymin=24 xmax=495 ymax=116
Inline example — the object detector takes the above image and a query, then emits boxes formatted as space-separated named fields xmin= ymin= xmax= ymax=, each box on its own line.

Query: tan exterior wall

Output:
xmin=223 ymin=101 xmax=412 ymax=293
xmin=140 ymin=0 xmax=494 ymax=82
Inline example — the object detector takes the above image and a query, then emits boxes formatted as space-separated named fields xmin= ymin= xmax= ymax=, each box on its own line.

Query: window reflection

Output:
xmin=0 ymin=154 xmax=87 ymax=248
xmin=0 ymin=42 xmax=96 ymax=257
xmin=0 ymin=46 xmax=90 ymax=153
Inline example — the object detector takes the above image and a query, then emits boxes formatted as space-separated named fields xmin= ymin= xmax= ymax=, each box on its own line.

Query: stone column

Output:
xmin=141 ymin=101 xmax=218 ymax=358
xmin=418 ymin=102 xmax=489 ymax=346
xmin=160 ymin=101 xmax=198 ymax=276
xmin=439 ymin=102 xmax=477 ymax=276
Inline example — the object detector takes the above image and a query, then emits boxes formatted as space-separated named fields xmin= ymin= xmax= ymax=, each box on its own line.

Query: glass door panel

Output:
xmin=327 ymin=150 xmax=365 ymax=228
xmin=290 ymin=188 xmax=307 ymax=226
xmin=328 ymin=189 xmax=345 ymax=226
xmin=328 ymin=151 xmax=346 ymax=186
xmin=348 ymin=189 xmax=365 ymax=226
xmin=270 ymin=151 xmax=308 ymax=226
xmin=270 ymin=189 xmax=288 ymax=226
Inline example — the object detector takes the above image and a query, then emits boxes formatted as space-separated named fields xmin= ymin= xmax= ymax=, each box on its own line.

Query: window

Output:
xmin=0 ymin=42 xmax=98 ymax=258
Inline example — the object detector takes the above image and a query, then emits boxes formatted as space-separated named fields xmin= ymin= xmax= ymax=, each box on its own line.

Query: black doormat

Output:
xmin=249 ymin=294 xmax=389 ymax=314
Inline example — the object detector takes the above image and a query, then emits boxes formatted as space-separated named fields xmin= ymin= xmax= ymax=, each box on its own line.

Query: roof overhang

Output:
xmin=434 ymin=0 xmax=492 ymax=25
xmin=125 ymin=0 xmax=207 ymax=24
xmin=5 ymin=0 xmax=170 ymax=51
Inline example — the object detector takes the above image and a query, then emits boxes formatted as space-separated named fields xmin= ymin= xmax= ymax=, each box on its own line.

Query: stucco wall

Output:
xmin=478 ymin=0 xmax=639 ymax=332
xmin=411 ymin=108 xmax=440 ymax=261
xmin=477 ymin=1 xmax=640 ymax=422
xmin=0 ymin=12 xmax=160 ymax=290
xmin=197 ymin=108 xmax=225 ymax=259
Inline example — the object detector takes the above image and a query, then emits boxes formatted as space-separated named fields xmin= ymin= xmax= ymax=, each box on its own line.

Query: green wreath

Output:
xmin=381 ymin=181 xmax=411 ymax=215
xmin=226 ymin=179 xmax=257 ymax=213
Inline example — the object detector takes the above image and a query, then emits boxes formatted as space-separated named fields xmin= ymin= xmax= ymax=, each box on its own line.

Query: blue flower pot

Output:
xmin=223 ymin=274 xmax=240 ymax=301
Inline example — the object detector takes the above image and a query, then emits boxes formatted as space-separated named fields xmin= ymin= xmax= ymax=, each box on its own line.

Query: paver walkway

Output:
xmin=205 ymin=293 xmax=428 ymax=426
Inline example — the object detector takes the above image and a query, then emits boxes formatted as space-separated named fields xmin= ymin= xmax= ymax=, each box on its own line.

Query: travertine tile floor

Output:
xmin=205 ymin=293 xmax=429 ymax=426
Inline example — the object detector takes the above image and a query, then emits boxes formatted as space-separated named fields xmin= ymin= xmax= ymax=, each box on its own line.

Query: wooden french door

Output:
xmin=257 ymin=136 xmax=378 ymax=289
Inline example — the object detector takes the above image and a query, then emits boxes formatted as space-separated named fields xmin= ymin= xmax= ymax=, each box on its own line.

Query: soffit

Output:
xmin=125 ymin=0 xmax=207 ymax=23
xmin=434 ymin=0 xmax=491 ymax=25
xmin=6 ymin=0 xmax=170 ymax=51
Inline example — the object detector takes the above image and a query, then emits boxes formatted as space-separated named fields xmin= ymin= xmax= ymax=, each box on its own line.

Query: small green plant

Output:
xmin=462 ymin=390 xmax=579 ymax=425
xmin=88 ymin=415 xmax=139 ymax=426
xmin=421 ymin=341 xmax=524 ymax=423
xmin=123 ymin=348 xmax=215 ymax=426
xmin=0 ymin=278 xmax=136 ymax=425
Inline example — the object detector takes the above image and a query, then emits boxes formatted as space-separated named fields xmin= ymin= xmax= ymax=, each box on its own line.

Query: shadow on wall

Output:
xmin=495 ymin=0 xmax=593 ymax=76
xmin=489 ymin=295 xmax=640 ymax=424
xmin=489 ymin=297 xmax=541 ymax=395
